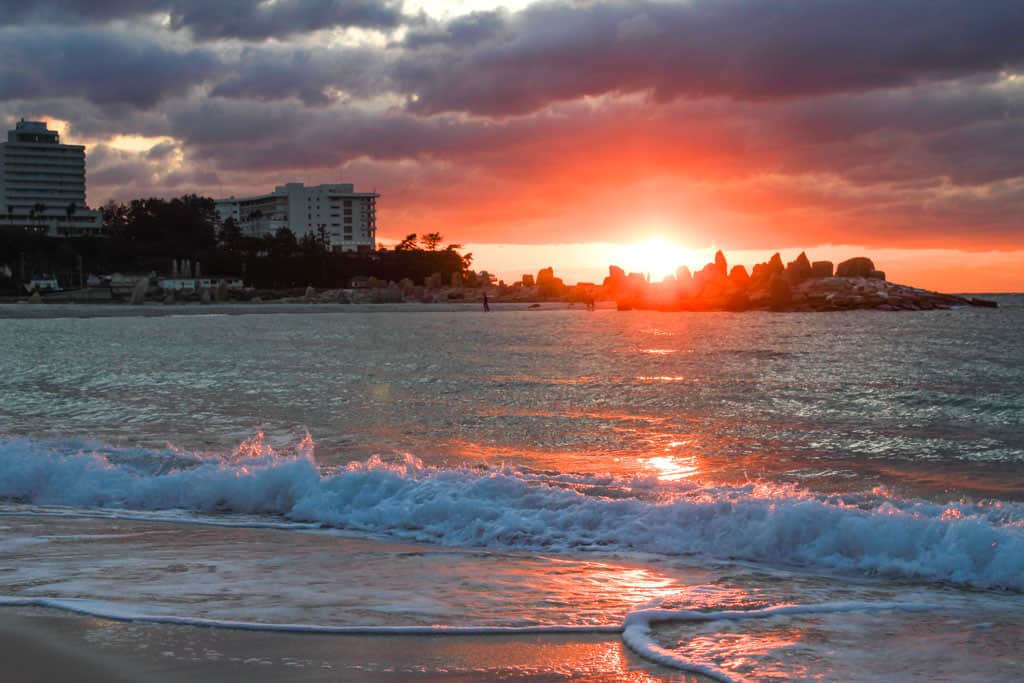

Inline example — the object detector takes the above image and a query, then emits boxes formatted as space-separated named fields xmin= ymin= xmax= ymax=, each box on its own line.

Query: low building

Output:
xmin=215 ymin=182 xmax=378 ymax=252
xmin=0 ymin=119 xmax=102 ymax=236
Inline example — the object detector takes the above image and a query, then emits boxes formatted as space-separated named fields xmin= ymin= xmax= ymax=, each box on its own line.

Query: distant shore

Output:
xmin=0 ymin=294 xmax=1015 ymax=320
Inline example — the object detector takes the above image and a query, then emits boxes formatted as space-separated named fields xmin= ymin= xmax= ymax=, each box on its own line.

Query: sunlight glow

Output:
xmin=616 ymin=238 xmax=711 ymax=281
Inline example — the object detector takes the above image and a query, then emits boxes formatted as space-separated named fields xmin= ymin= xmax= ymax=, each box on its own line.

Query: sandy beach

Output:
xmin=0 ymin=606 xmax=706 ymax=682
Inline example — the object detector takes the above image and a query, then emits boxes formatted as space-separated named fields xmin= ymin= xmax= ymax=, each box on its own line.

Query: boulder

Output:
xmin=129 ymin=277 xmax=149 ymax=305
xmin=521 ymin=274 xmax=535 ymax=287
xmin=28 ymin=290 xmax=42 ymax=304
xmin=214 ymin=279 xmax=229 ymax=303
xmin=786 ymin=251 xmax=813 ymax=284
xmin=713 ymin=250 xmax=728 ymax=277
xmin=163 ymin=292 xmax=175 ymax=305
xmin=304 ymin=285 xmax=316 ymax=299
xmin=836 ymin=257 xmax=875 ymax=278
xmin=199 ymin=288 xmax=212 ymax=304
xmin=728 ymin=265 xmax=750 ymax=287
xmin=768 ymin=252 xmax=784 ymax=273
xmin=868 ymin=270 xmax=886 ymax=280
xmin=768 ymin=272 xmax=791 ymax=309
xmin=811 ymin=261 xmax=834 ymax=278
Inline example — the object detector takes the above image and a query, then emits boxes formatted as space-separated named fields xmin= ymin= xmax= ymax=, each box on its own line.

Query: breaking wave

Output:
xmin=2 ymin=435 xmax=1023 ymax=591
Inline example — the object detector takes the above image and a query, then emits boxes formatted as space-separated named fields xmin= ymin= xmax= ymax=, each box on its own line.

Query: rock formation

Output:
xmin=836 ymin=257 xmax=875 ymax=278
xmin=610 ymin=251 xmax=995 ymax=312
xmin=129 ymin=277 xmax=149 ymax=305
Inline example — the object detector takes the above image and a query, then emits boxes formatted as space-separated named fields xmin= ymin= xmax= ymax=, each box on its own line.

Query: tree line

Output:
xmin=0 ymin=194 xmax=475 ymax=292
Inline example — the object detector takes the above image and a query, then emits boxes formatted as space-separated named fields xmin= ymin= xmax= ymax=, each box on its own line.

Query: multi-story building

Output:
xmin=215 ymin=182 xmax=378 ymax=252
xmin=0 ymin=119 xmax=102 ymax=236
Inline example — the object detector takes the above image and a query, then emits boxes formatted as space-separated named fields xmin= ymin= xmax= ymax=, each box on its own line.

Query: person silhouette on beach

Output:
xmin=483 ymin=292 xmax=491 ymax=312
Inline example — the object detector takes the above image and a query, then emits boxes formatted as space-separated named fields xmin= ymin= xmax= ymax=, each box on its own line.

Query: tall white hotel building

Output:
xmin=0 ymin=119 xmax=103 ymax=236
xmin=215 ymin=182 xmax=378 ymax=252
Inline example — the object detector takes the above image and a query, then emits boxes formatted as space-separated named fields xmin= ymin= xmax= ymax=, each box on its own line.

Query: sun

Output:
xmin=617 ymin=238 xmax=710 ymax=282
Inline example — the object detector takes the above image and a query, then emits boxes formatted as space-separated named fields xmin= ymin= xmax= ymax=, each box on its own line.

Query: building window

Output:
xmin=344 ymin=200 xmax=352 ymax=208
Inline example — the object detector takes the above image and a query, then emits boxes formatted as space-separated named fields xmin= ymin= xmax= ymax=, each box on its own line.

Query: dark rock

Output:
xmin=768 ymin=252 xmax=784 ymax=273
xmin=768 ymin=273 xmax=791 ymax=309
xmin=868 ymin=270 xmax=886 ymax=280
xmin=129 ymin=277 xmax=149 ymax=305
xmin=836 ymin=257 xmax=875 ymax=278
xmin=786 ymin=251 xmax=813 ymax=284
xmin=713 ymin=250 xmax=728 ymax=277
xmin=214 ymin=279 xmax=229 ymax=302
xmin=811 ymin=261 xmax=833 ymax=278
xmin=728 ymin=265 xmax=750 ymax=287
xmin=969 ymin=297 xmax=998 ymax=308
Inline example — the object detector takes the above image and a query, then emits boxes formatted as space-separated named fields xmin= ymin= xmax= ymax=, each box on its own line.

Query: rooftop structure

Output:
xmin=0 ymin=119 xmax=102 ymax=236
xmin=215 ymin=182 xmax=378 ymax=253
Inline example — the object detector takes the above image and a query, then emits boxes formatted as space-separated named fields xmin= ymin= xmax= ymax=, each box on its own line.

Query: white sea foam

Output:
xmin=621 ymin=601 xmax=938 ymax=682
xmin=0 ymin=594 xmax=937 ymax=681
xmin=2 ymin=436 xmax=1024 ymax=591
xmin=0 ymin=596 xmax=619 ymax=635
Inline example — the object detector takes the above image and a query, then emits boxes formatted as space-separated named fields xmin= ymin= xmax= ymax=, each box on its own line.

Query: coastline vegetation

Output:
xmin=0 ymin=194 xmax=474 ymax=294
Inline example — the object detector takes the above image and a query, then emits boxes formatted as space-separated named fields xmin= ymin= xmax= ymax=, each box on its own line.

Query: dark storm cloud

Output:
xmin=166 ymin=0 xmax=405 ymax=41
xmin=0 ymin=0 xmax=405 ymax=40
xmin=210 ymin=45 xmax=388 ymax=105
xmin=0 ymin=28 xmax=219 ymax=107
xmin=398 ymin=0 xmax=1024 ymax=115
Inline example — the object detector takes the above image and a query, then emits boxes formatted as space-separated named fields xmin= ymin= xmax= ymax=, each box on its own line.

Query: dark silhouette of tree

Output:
xmin=420 ymin=232 xmax=443 ymax=251
xmin=29 ymin=203 xmax=46 ymax=226
xmin=395 ymin=233 xmax=418 ymax=251
xmin=271 ymin=227 xmax=298 ymax=256
xmin=101 ymin=200 xmax=128 ymax=230
xmin=218 ymin=217 xmax=242 ymax=250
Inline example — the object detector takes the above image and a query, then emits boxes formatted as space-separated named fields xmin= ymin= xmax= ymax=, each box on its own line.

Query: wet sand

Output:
xmin=0 ymin=606 xmax=708 ymax=682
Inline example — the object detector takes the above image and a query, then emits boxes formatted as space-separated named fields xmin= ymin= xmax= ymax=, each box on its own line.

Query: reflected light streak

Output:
xmin=642 ymin=455 xmax=700 ymax=481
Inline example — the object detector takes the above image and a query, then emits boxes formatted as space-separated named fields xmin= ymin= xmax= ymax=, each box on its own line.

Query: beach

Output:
xmin=1 ymin=607 xmax=709 ymax=682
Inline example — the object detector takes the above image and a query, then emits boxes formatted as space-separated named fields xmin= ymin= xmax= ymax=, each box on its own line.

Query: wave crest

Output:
xmin=2 ymin=436 xmax=1024 ymax=591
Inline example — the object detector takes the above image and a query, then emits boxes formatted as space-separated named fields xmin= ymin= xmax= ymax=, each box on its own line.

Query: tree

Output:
xmin=395 ymin=233 xmax=418 ymax=251
xmin=270 ymin=227 xmax=298 ymax=256
xmin=218 ymin=217 xmax=242 ymax=249
xmin=101 ymin=200 xmax=128 ymax=230
xmin=420 ymin=232 xmax=443 ymax=251
xmin=29 ymin=202 xmax=46 ymax=226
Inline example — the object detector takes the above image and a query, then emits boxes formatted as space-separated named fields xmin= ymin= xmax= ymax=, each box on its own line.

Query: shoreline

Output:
xmin=0 ymin=606 xmax=707 ymax=682
xmin=0 ymin=293 xmax=1016 ymax=319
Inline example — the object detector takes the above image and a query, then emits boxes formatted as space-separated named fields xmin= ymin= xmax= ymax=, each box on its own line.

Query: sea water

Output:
xmin=0 ymin=300 xmax=1022 ymax=681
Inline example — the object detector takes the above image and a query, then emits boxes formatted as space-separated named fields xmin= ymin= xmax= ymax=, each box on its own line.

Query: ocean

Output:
xmin=1 ymin=299 xmax=1022 ymax=681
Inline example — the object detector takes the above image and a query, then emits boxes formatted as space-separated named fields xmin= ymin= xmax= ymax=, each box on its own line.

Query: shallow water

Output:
xmin=1 ymin=302 xmax=1022 ymax=681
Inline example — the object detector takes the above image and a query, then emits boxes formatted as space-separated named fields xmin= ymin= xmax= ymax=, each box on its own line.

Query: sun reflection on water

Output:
xmin=641 ymin=455 xmax=700 ymax=482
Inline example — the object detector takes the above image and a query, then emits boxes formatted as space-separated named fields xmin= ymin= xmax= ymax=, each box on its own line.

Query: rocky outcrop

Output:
xmin=836 ymin=257 xmax=875 ymax=278
xmin=786 ymin=251 xmax=813 ymax=284
xmin=614 ymin=251 xmax=995 ymax=312
xmin=129 ymin=277 xmax=149 ymax=305
xmin=811 ymin=261 xmax=834 ymax=278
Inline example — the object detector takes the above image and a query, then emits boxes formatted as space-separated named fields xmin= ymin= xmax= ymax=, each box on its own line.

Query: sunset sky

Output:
xmin=3 ymin=0 xmax=1023 ymax=291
